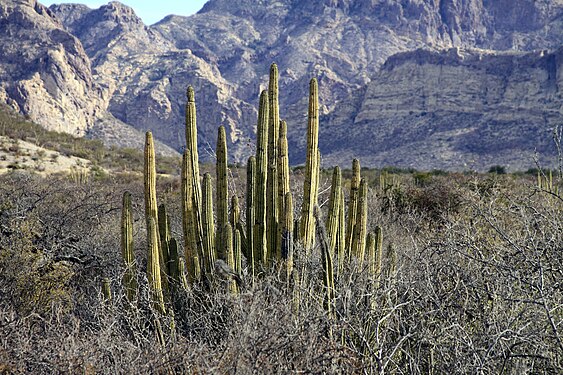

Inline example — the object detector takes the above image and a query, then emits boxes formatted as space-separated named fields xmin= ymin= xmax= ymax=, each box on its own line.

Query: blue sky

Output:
xmin=49 ymin=1 xmax=209 ymax=25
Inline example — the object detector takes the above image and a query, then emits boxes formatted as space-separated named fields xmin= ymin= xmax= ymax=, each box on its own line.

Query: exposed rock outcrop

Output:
xmin=0 ymin=0 xmax=105 ymax=135
xmin=322 ymin=47 xmax=563 ymax=171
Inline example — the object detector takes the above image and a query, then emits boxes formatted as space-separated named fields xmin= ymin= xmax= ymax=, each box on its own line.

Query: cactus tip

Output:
xmin=187 ymin=86 xmax=195 ymax=101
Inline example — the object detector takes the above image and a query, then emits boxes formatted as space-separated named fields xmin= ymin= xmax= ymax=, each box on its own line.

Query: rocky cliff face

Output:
xmin=322 ymin=47 xmax=563 ymax=170
xmin=2 ymin=0 xmax=562 ymax=169
xmin=0 ymin=0 xmax=105 ymax=135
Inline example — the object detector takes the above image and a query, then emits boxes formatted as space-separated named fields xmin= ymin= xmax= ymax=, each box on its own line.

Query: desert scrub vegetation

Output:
xmin=1 ymin=65 xmax=562 ymax=373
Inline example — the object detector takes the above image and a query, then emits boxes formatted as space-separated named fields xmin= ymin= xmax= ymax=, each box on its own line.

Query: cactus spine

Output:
xmin=121 ymin=191 xmax=137 ymax=302
xmin=246 ymin=156 xmax=256 ymax=280
xmin=202 ymin=173 xmax=216 ymax=277
xmin=300 ymin=78 xmax=320 ymax=251
xmin=216 ymin=126 xmax=229 ymax=260
xmin=326 ymin=167 xmax=341 ymax=258
xmin=345 ymin=159 xmax=361 ymax=259
xmin=351 ymin=178 xmax=368 ymax=263
xmin=254 ymin=90 xmax=269 ymax=265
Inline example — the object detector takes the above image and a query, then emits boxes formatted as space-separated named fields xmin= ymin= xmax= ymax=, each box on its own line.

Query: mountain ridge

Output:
xmin=0 ymin=0 xmax=561 ymax=170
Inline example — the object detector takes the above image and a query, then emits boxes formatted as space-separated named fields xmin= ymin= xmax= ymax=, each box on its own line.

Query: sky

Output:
xmin=49 ymin=0 xmax=209 ymax=25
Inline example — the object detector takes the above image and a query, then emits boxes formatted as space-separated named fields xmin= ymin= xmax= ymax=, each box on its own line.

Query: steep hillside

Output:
xmin=0 ymin=0 xmax=104 ymax=134
xmin=322 ymin=47 xmax=563 ymax=171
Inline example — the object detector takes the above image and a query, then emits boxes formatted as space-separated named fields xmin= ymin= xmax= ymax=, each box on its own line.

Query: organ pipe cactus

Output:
xmin=158 ymin=204 xmax=171 ymax=278
xmin=345 ymin=159 xmax=361 ymax=259
xmin=326 ymin=167 xmax=341 ymax=258
xmin=181 ymin=149 xmax=201 ymax=283
xmin=268 ymin=163 xmax=279 ymax=261
xmin=254 ymin=90 xmax=269 ymax=265
xmin=225 ymin=223 xmax=238 ymax=294
xmin=147 ymin=216 xmax=166 ymax=313
xmin=121 ymin=191 xmax=137 ymax=302
xmin=216 ymin=126 xmax=228 ymax=260
xmin=281 ymin=192 xmax=294 ymax=281
xmin=246 ymin=156 xmax=256 ymax=280
xmin=267 ymin=63 xmax=280 ymax=260
xmin=202 ymin=173 xmax=216 ymax=276
xmin=336 ymin=188 xmax=346 ymax=274
xmin=277 ymin=120 xmax=290 ymax=253
xmin=300 ymin=78 xmax=320 ymax=252
xmin=351 ymin=178 xmax=368 ymax=263
xmin=144 ymin=132 xmax=169 ymax=298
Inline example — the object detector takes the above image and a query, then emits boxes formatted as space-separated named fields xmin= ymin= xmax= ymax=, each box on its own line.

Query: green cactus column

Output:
xmin=185 ymin=87 xmax=202 ymax=204
xmin=326 ymin=167 xmax=341 ymax=258
xmin=216 ymin=126 xmax=229 ymax=261
xmin=144 ymin=131 xmax=169 ymax=299
xmin=351 ymin=178 xmax=368 ymax=263
xmin=147 ymin=216 xmax=166 ymax=314
xmin=268 ymin=163 xmax=279 ymax=262
xmin=277 ymin=120 xmax=290 ymax=254
xmin=234 ymin=228 xmax=242 ymax=277
xmin=345 ymin=159 xmax=361 ymax=259
xmin=254 ymin=91 xmax=269 ymax=265
xmin=225 ymin=223 xmax=238 ymax=294
xmin=370 ymin=226 xmax=383 ymax=288
xmin=299 ymin=78 xmax=320 ymax=252
xmin=246 ymin=156 xmax=256 ymax=280
xmin=158 ymin=204 xmax=172 ymax=279
xmin=281 ymin=192 xmax=294 ymax=282
xmin=121 ymin=191 xmax=137 ymax=302
xmin=336 ymin=188 xmax=346 ymax=274
xmin=181 ymin=149 xmax=201 ymax=283
xmin=202 ymin=173 xmax=216 ymax=277
xmin=266 ymin=63 xmax=280 ymax=261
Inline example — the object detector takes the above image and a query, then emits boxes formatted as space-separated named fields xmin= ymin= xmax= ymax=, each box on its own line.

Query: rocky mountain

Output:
xmin=1 ymin=0 xmax=562 ymax=169
xmin=322 ymin=47 xmax=563 ymax=170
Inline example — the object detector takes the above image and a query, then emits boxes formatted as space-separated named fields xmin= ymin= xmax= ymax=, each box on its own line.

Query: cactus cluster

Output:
xmin=116 ymin=63 xmax=394 ymax=321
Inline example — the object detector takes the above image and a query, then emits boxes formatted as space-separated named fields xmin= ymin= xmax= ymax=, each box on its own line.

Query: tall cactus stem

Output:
xmin=351 ymin=178 xmax=368 ymax=263
xmin=144 ymin=132 xmax=169 ymax=298
xmin=281 ymin=192 xmax=294 ymax=282
xmin=267 ymin=163 xmax=279 ymax=261
xmin=326 ymin=167 xmax=341 ymax=258
xmin=336 ymin=188 xmax=346 ymax=275
xmin=181 ymin=149 xmax=202 ymax=283
xmin=202 ymin=173 xmax=216 ymax=277
xmin=299 ymin=78 xmax=320 ymax=252
xmin=254 ymin=90 xmax=269 ymax=266
xmin=216 ymin=126 xmax=229 ymax=260
xmin=246 ymin=156 xmax=256 ymax=280
xmin=345 ymin=159 xmax=361 ymax=259
xmin=147 ymin=216 xmax=166 ymax=314
xmin=225 ymin=223 xmax=238 ymax=294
